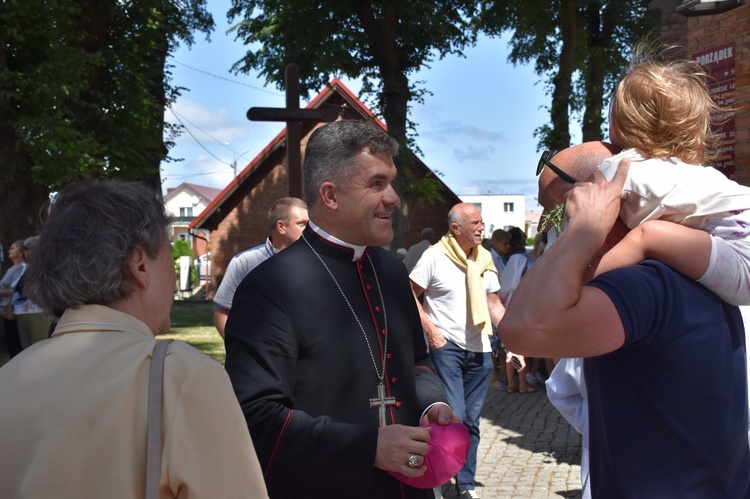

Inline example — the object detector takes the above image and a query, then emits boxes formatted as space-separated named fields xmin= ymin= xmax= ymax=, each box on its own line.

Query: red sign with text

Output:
xmin=694 ymin=42 xmax=736 ymax=179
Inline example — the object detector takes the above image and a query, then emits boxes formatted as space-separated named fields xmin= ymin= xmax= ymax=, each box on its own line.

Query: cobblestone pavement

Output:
xmin=438 ymin=384 xmax=583 ymax=499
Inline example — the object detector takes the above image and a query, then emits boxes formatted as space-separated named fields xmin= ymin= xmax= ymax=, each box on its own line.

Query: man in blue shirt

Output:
xmin=213 ymin=197 xmax=307 ymax=338
xmin=500 ymin=142 xmax=749 ymax=497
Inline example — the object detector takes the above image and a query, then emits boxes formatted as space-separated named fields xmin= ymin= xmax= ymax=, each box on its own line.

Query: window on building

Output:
xmin=503 ymin=202 xmax=514 ymax=213
xmin=179 ymin=207 xmax=193 ymax=217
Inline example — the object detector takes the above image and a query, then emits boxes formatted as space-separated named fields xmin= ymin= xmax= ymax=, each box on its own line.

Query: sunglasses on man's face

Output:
xmin=536 ymin=150 xmax=578 ymax=184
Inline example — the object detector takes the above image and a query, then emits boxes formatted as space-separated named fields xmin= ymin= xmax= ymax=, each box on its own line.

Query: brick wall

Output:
xmin=406 ymin=202 xmax=450 ymax=247
xmin=650 ymin=0 xmax=749 ymax=185
xmin=201 ymin=87 xmax=462 ymax=295
xmin=650 ymin=0 xmax=690 ymax=56
xmin=208 ymin=153 xmax=455 ymax=273
xmin=209 ymin=146 xmax=289 ymax=284
xmin=686 ymin=4 xmax=749 ymax=184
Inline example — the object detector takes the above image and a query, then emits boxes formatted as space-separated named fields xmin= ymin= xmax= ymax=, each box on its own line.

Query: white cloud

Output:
xmin=165 ymin=98 xmax=249 ymax=146
xmin=162 ymin=154 xmax=236 ymax=193
xmin=453 ymin=145 xmax=496 ymax=163
xmin=164 ymin=94 xmax=285 ymax=193
xmin=422 ymin=121 xmax=506 ymax=143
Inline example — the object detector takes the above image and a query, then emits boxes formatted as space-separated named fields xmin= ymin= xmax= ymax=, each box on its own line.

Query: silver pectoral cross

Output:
xmin=369 ymin=382 xmax=396 ymax=427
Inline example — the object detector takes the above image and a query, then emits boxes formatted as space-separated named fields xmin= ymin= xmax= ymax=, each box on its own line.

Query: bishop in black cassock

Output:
xmin=225 ymin=225 xmax=449 ymax=498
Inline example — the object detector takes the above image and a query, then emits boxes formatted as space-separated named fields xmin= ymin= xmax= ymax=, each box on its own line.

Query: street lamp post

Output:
xmin=223 ymin=142 xmax=252 ymax=178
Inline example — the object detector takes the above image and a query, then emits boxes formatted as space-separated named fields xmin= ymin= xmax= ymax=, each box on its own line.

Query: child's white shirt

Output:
xmin=598 ymin=148 xmax=750 ymax=231
xmin=598 ymin=148 xmax=750 ymax=305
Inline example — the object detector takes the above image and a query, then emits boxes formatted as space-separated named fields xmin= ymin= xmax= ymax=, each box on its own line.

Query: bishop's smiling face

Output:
xmin=332 ymin=150 xmax=400 ymax=247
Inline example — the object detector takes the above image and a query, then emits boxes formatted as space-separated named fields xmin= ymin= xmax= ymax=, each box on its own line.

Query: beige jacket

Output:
xmin=0 ymin=304 xmax=268 ymax=498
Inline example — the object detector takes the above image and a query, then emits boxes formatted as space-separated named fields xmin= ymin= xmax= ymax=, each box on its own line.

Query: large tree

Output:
xmin=227 ymin=0 xmax=480 ymax=249
xmin=477 ymin=0 xmax=657 ymax=152
xmin=0 ymin=0 xmax=213 ymax=249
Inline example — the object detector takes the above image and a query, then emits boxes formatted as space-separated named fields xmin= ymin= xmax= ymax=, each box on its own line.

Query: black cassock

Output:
xmin=226 ymin=227 xmax=448 ymax=499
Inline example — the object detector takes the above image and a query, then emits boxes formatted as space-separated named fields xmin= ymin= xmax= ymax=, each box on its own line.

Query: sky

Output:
xmin=161 ymin=0 xmax=582 ymax=213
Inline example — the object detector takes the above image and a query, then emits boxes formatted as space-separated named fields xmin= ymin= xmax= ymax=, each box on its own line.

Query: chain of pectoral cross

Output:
xmin=301 ymin=234 xmax=396 ymax=426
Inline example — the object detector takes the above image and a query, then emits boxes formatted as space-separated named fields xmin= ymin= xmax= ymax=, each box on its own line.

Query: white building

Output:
xmin=163 ymin=182 xmax=221 ymax=256
xmin=459 ymin=194 xmax=526 ymax=239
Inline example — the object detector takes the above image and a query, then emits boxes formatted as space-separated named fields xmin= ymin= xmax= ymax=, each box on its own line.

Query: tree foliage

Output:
xmin=227 ymin=0 xmax=480 ymax=248
xmin=172 ymin=239 xmax=198 ymax=286
xmin=477 ymin=0 xmax=658 ymax=151
xmin=0 ymin=0 xmax=213 ymax=247
xmin=226 ymin=0 xmax=659 ymax=246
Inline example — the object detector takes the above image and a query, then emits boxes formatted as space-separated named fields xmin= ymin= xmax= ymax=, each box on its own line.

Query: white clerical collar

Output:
xmin=308 ymin=220 xmax=367 ymax=262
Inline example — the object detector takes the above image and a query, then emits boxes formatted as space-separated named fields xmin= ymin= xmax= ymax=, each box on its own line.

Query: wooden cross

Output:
xmin=369 ymin=382 xmax=396 ymax=427
xmin=247 ymin=63 xmax=339 ymax=198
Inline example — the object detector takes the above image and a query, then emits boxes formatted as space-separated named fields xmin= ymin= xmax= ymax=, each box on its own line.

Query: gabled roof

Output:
xmin=526 ymin=211 xmax=543 ymax=223
xmin=165 ymin=182 xmax=222 ymax=204
xmin=190 ymin=78 xmax=460 ymax=230
xmin=184 ymin=182 xmax=223 ymax=201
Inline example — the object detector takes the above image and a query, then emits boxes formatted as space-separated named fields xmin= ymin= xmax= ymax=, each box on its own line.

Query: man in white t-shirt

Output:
xmin=213 ymin=197 xmax=307 ymax=338
xmin=409 ymin=203 xmax=508 ymax=499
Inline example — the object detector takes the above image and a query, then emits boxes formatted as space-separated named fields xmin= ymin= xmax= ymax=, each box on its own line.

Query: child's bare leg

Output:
xmin=593 ymin=220 xmax=711 ymax=279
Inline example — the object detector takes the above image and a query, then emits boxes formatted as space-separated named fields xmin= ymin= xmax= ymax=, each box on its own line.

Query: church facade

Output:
xmin=189 ymin=78 xmax=461 ymax=294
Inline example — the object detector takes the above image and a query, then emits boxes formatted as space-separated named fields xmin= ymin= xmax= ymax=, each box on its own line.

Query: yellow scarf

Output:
xmin=434 ymin=234 xmax=498 ymax=335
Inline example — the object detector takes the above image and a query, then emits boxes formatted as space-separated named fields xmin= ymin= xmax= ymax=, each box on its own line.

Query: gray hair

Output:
xmin=22 ymin=235 xmax=40 ymax=249
xmin=267 ymin=197 xmax=307 ymax=231
xmin=303 ymin=120 xmax=399 ymax=205
xmin=26 ymin=180 xmax=171 ymax=317
xmin=21 ymin=236 xmax=41 ymax=264
xmin=420 ymin=227 xmax=435 ymax=241
xmin=447 ymin=206 xmax=465 ymax=226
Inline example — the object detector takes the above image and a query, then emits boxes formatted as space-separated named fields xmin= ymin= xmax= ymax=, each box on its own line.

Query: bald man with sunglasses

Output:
xmin=501 ymin=142 xmax=749 ymax=497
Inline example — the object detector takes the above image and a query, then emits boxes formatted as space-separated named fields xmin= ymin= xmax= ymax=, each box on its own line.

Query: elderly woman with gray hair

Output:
xmin=0 ymin=180 xmax=267 ymax=498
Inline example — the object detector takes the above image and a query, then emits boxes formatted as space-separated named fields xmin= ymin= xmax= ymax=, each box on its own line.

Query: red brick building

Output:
xmin=189 ymin=78 xmax=460 ymax=292
xmin=649 ymin=0 xmax=748 ymax=184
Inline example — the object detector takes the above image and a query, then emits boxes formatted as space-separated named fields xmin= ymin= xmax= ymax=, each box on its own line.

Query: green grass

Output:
xmin=161 ymin=300 xmax=226 ymax=364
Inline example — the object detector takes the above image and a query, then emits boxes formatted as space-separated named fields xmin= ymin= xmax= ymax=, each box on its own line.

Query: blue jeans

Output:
xmin=430 ymin=339 xmax=492 ymax=491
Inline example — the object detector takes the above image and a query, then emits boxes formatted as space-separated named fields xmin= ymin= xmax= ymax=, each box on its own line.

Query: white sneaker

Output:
xmin=458 ymin=490 xmax=480 ymax=499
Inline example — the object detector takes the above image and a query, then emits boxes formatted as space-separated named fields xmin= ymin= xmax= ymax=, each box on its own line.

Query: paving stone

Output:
xmin=435 ymin=384 xmax=583 ymax=499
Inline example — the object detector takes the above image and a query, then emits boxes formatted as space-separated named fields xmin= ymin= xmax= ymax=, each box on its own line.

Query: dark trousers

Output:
xmin=3 ymin=318 xmax=22 ymax=358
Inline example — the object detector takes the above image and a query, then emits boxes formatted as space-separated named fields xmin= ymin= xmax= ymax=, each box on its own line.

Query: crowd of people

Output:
xmin=0 ymin=45 xmax=748 ymax=499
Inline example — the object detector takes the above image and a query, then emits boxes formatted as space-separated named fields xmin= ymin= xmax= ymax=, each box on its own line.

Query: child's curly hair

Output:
xmin=610 ymin=46 xmax=729 ymax=165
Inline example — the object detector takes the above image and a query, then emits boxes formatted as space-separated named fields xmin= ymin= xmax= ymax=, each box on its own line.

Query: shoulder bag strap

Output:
xmin=146 ymin=339 xmax=173 ymax=499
